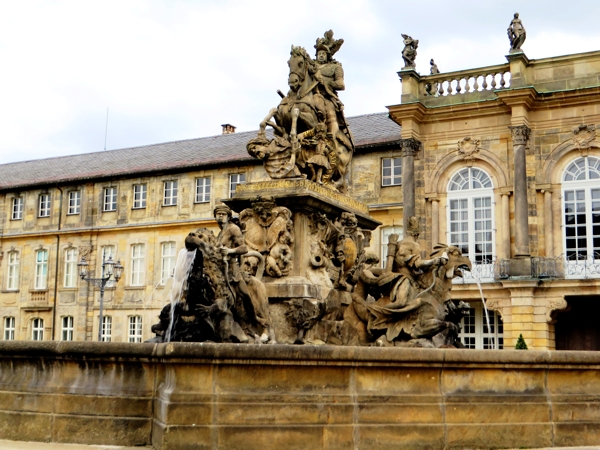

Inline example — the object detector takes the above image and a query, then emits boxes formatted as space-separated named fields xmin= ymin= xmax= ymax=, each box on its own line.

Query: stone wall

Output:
xmin=2 ymin=341 xmax=600 ymax=449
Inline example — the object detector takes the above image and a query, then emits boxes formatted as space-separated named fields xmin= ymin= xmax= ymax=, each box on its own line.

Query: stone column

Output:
xmin=401 ymin=138 xmax=420 ymax=230
xmin=431 ymin=199 xmax=439 ymax=245
xmin=509 ymin=125 xmax=531 ymax=257
xmin=501 ymin=193 xmax=511 ymax=259
xmin=508 ymin=125 xmax=532 ymax=276
xmin=544 ymin=190 xmax=554 ymax=257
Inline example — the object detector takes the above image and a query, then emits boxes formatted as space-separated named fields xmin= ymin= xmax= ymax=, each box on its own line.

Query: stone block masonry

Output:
xmin=2 ymin=341 xmax=600 ymax=449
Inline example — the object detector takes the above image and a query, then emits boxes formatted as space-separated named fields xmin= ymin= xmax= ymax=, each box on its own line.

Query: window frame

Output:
xmin=229 ymin=173 xmax=246 ymax=198
xmin=35 ymin=249 xmax=49 ymax=290
xmin=103 ymin=187 xmax=117 ymax=212
xmin=128 ymin=315 xmax=143 ymax=343
xmin=4 ymin=317 xmax=15 ymax=340
xmin=32 ymin=318 xmax=44 ymax=341
xmin=6 ymin=250 xmax=20 ymax=291
xmin=11 ymin=197 xmax=23 ymax=220
xmin=163 ymin=180 xmax=178 ymax=206
xmin=39 ymin=193 xmax=51 ymax=217
xmin=67 ymin=190 xmax=81 ymax=215
xmin=64 ymin=247 xmax=78 ymax=288
xmin=130 ymin=244 xmax=146 ymax=286
xmin=132 ymin=184 xmax=147 ymax=209
xmin=61 ymin=316 xmax=74 ymax=341
xmin=562 ymin=156 xmax=600 ymax=265
xmin=101 ymin=316 xmax=112 ymax=342
xmin=195 ymin=177 xmax=211 ymax=203
xmin=160 ymin=241 xmax=177 ymax=285
xmin=446 ymin=167 xmax=495 ymax=283
xmin=381 ymin=157 xmax=402 ymax=187
xmin=459 ymin=302 xmax=504 ymax=349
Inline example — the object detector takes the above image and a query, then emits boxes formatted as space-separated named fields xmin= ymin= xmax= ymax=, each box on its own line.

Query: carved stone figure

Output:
xmin=149 ymin=206 xmax=276 ymax=343
xmin=401 ymin=34 xmax=418 ymax=69
xmin=247 ymin=30 xmax=355 ymax=193
xmin=239 ymin=196 xmax=294 ymax=278
xmin=430 ymin=59 xmax=440 ymax=74
xmin=507 ymin=13 xmax=526 ymax=53
xmin=343 ymin=217 xmax=472 ymax=347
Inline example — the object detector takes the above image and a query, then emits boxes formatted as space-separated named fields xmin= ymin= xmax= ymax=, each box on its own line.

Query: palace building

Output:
xmin=1 ymin=48 xmax=600 ymax=350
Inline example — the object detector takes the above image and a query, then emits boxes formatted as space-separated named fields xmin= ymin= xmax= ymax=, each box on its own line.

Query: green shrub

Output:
xmin=515 ymin=333 xmax=528 ymax=350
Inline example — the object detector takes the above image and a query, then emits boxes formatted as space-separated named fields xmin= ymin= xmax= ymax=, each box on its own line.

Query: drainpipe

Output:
xmin=51 ymin=186 xmax=63 ymax=340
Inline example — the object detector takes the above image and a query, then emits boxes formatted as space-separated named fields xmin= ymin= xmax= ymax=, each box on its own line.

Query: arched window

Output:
xmin=447 ymin=168 xmax=495 ymax=281
xmin=562 ymin=156 xmax=600 ymax=277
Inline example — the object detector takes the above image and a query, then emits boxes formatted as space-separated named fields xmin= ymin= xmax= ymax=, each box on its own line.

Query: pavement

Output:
xmin=0 ymin=441 xmax=151 ymax=450
xmin=0 ymin=441 xmax=598 ymax=449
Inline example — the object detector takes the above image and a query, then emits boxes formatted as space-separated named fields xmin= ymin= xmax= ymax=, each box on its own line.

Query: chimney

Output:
xmin=221 ymin=124 xmax=236 ymax=135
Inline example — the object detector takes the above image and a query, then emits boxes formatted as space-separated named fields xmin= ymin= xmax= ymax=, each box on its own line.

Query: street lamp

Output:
xmin=78 ymin=255 xmax=124 ymax=341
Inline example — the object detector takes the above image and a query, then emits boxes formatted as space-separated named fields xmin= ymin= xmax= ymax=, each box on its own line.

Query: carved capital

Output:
xmin=457 ymin=137 xmax=481 ymax=161
xmin=572 ymin=124 xmax=596 ymax=151
xmin=400 ymin=138 xmax=421 ymax=157
xmin=509 ymin=125 xmax=531 ymax=146
xmin=546 ymin=297 xmax=568 ymax=324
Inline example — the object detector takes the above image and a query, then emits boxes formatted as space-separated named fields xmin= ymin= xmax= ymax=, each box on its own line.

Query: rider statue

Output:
xmin=313 ymin=30 xmax=354 ymax=151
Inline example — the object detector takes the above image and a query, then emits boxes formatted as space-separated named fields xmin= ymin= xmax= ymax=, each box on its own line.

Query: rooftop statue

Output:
xmin=429 ymin=59 xmax=440 ymax=74
xmin=507 ymin=12 xmax=526 ymax=53
xmin=401 ymin=34 xmax=418 ymax=69
xmin=247 ymin=30 xmax=355 ymax=193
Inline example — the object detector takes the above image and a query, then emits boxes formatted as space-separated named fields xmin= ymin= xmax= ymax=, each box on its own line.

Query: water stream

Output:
xmin=165 ymin=248 xmax=197 ymax=342
xmin=474 ymin=275 xmax=495 ymax=350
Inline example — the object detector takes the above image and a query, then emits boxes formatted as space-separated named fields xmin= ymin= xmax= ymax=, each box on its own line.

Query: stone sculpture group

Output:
xmin=149 ymin=29 xmax=490 ymax=348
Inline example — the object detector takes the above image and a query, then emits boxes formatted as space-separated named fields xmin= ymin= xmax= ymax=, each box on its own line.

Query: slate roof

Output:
xmin=0 ymin=112 xmax=400 ymax=191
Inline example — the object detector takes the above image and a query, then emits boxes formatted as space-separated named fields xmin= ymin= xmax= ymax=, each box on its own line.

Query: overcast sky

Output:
xmin=1 ymin=0 xmax=600 ymax=165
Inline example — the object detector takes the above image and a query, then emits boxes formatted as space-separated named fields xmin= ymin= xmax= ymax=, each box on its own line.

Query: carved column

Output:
xmin=431 ymin=199 xmax=439 ymax=245
xmin=401 ymin=138 xmax=420 ymax=230
xmin=501 ymin=193 xmax=511 ymax=259
xmin=544 ymin=190 xmax=554 ymax=257
xmin=509 ymin=125 xmax=531 ymax=257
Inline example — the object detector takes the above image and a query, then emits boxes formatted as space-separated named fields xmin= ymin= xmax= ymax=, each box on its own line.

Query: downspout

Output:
xmin=51 ymin=186 xmax=63 ymax=340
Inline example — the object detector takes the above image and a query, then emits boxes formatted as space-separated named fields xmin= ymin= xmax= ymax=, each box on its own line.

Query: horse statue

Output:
xmin=247 ymin=32 xmax=355 ymax=194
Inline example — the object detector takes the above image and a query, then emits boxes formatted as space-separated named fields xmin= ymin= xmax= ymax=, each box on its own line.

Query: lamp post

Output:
xmin=78 ymin=255 xmax=124 ymax=341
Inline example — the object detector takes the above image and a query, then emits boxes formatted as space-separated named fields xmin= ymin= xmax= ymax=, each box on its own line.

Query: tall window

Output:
xmin=382 ymin=157 xmax=402 ymax=186
xmin=562 ymin=156 xmax=600 ymax=278
xmin=35 ymin=249 xmax=49 ymax=289
xmin=133 ymin=184 xmax=147 ymax=209
xmin=229 ymin=173 xmax=246 ymax=198
xmin=101 ymin=316 xmax=112 ymax=342
xmin=32 ymin=318 xmax=44 ymax=340
xmin=128 ymin=316 xmax=143 ymax=342
xmin=103 ymin=187 xmax=117 ymax=211
xmin=4 ymin=317 xmax=15 ymax=340
xmin=130 ymin=244 xmax=145 ymax=286
xmin=7 ymin=251 xmax=19 ymax=290
xmin=61 ymin=316 xmax=74 ymax=341
xmin=39 ymin=194 xmax=51 ymax=217
xmin=447 ymin=168 xmax=495 ymax=281
xmin=101 ymin=245 xmax=117 ymax=287
xmin=68 ymin=190 xmax=81 ymax=215
xmin=380 ymin=226 xmax=403 ymax=268
xmin=64 ymin=247 xmax=78 ymax=288
xmin=12 ymin=197 xmax=23 ymax=220
xmin=161 ymin=242 xmax=177 ymax=284
xmin=195 ymin=177 xmax=211 ymax=203
xmin=459 ymin=302 xmax=503 ymax=349
xmin=163 ymin=181 xmax=178 ymax=206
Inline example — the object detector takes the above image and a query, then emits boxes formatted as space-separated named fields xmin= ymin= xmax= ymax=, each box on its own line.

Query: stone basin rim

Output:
xmin=2 ymin=341 xmax=600 ymax=367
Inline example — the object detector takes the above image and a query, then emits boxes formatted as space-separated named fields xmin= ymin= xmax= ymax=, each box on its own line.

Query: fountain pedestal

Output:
xmin=223 ymin=179 xmax=381 ymax=343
